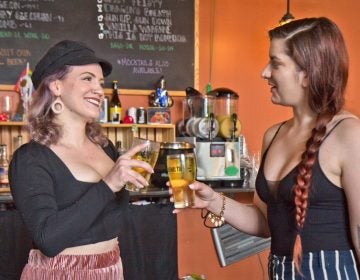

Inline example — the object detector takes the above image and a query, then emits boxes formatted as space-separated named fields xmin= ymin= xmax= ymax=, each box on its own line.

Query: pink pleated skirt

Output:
xmin=20 ymin=246 xmax=124 ymax=280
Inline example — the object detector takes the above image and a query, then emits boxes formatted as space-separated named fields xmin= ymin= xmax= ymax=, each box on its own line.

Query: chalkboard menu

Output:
xmin=0 ymin=0 xmax=196 ymax=90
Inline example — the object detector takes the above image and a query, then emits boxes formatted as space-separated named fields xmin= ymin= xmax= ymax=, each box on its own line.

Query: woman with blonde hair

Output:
xmin=10 ymin=40 xmax=153 ymax=279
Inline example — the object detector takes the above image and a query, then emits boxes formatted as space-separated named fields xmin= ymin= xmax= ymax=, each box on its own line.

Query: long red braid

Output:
xmin=269 ymin=17 xmax=348 ymax=273
xmin=292 ymin=113 xmax=333 ymax=272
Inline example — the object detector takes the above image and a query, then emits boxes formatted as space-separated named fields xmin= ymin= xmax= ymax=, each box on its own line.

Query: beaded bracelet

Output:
xmin=201 ymin=192 xmax=226 ymax=228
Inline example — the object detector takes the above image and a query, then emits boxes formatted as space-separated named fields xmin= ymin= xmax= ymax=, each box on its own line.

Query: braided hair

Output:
xmin=269 ymin=17 xmax=349 ymax=272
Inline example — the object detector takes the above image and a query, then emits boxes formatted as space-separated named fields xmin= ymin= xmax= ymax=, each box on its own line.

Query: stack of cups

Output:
xmin=239 ymin=135 xmax=250 ymax=188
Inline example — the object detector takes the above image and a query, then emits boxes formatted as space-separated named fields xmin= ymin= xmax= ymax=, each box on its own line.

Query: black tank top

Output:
xmin=256 ymin=120 xmax=354 ymax=255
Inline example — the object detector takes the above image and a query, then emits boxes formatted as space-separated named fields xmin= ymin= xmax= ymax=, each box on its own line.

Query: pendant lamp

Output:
xmin=279 ymin=0 xmax=295 ymax=25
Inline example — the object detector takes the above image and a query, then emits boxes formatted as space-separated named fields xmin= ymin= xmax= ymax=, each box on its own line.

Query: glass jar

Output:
xmin=150 ymin=142 xmax=195 ymax=190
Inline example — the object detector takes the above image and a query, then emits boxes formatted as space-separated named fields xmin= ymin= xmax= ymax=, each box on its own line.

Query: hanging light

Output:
xmin=279 ymin=0 xmax=295 ymax=25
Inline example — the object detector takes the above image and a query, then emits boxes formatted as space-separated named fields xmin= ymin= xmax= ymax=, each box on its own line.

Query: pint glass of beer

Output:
xmin=167 ymin=153 xmax=196 ymax=208
xmin=126 ymin=138 xmax=160 ymax=192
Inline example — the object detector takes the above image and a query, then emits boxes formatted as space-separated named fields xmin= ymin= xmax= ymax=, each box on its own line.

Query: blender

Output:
xmin=194 ymin=88 xmax=245 ymax=188
xmin=177 ymin=87 xmax=219 ymax=140
xmin=209 ymin=88 xmax=241 ymax=140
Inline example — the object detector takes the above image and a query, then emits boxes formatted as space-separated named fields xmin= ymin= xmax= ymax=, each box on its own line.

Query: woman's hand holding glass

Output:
xmin=125 ymin=138 xmax=160 ymax=192
xmin=169 ymin=181 xmax=227 ymax=228
xmin=103 ymin=141 xmax=154 ymax=193
xmin=168 ymin=180 xmax=217 ymax=212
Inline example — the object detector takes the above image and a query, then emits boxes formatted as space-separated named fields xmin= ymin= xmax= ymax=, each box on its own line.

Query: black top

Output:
xmin=9 ymin=140 xmax=129 ymax=257
xmin=256 ymin=120 xmax=353 ymax=255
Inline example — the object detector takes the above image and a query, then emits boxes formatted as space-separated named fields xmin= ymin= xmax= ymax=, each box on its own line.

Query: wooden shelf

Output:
xmin=0 ymin=121 xmax=26 ymax=126
xmin=0 ymin=85 xmax=186 ymax=97
xmin=99 ymin=123 xmax=174 ymax=129
xmin=100 ymin=123 xmax=175 ymax=149
xmin=0 ymin=122 xmax=174 ymax=129
xmin=0 ymin=121 xmax=176 ymax=156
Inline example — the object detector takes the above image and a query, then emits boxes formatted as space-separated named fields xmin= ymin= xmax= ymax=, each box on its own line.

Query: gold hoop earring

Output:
xmin=51 ymin=97 xmax=64 ymax=114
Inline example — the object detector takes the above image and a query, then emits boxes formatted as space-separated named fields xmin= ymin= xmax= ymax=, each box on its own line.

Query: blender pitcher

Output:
xmin=208 ymin=88 xmax=241 ymax=140
xmin=181 ymin=87 xmax=218 ymax=139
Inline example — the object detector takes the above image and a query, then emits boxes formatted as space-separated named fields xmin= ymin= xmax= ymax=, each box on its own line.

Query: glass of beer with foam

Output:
xmin=126 ymin=138 xmax=160 ymax=192
xmin=167 ymin=153 xmax=196 ymax=208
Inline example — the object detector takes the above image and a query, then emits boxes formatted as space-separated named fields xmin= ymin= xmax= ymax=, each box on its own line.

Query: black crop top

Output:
xmin=9 ymin=140 xmax=129 ymax=257
xmin=256 ymin=121 xmax=353 ymax=255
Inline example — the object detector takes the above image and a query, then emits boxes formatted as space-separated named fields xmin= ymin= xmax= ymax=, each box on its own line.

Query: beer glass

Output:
xmin=167 ymin=153 xmax=196 ymax=208
xmin=126 ymin=138 xmax=160 ymax=192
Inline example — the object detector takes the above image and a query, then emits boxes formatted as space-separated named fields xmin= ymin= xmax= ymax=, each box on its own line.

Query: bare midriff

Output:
xmin=60 ymin=238 xmax=118 ymax=255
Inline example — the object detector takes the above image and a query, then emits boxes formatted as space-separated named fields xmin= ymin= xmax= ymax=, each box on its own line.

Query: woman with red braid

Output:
xmin=172 ymin=17 xmax=360 ymax=279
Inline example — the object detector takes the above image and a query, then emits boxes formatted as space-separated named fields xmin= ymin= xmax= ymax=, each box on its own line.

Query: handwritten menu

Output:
xmin=0 ymin=0 xmax=195 ymax=90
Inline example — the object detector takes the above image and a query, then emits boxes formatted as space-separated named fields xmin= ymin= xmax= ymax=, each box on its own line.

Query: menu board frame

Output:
xmin=0 ymin=0 xmax=199 ymax=95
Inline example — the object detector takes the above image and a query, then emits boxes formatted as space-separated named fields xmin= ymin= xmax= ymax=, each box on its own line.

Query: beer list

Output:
xmin=0 ymin=0 xmax=195 ymax=89
xmin=97 ymin=0 xmax=189 ymax=76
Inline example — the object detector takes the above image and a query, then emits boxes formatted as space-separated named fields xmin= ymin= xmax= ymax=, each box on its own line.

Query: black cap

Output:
xmin=32 ymin=40 xmax=112 ymax=89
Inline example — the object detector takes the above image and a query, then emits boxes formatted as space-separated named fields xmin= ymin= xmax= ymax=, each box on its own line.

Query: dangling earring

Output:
xmin=51 ymin=97 xmax=64 ymax=114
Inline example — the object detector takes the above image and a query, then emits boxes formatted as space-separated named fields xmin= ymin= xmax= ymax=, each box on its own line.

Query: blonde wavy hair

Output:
xmin=27 ymin=65 xmax=108 ymax=147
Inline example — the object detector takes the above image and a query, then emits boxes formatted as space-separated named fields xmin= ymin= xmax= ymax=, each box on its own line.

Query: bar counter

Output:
xmin=0 ymin=190 xmax=178 ymax=280
xmin=1 ymin=184 xmax=254 ymax=280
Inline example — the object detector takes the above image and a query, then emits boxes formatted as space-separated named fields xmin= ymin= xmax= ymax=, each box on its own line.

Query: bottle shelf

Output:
xmin=0 ymin=122 xmax=174 ymax=128
xmin=0 ymin=121 xmax=26 ymax=126
xmin=0 ymin=84 xmax=186 ymax=97
xmin=99 ymin=123 xmax=174 ymax=129
xmin=0 ymin=122 xmax=176 ymax=157
xmin=100 ymin=123 xmax=175 ymax=150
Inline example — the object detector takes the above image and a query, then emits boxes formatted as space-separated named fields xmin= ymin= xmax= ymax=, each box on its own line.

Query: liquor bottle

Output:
xmin=109 ymin=80 xmax=122 ymax=123
xmin=0 ymin=144 xmax=9 ymax=189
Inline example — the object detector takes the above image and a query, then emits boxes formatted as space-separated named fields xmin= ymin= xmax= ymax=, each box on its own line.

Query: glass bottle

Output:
xmin=109 ymin=80 xmax=122 ymax=123
xmin=13 ymin=135 xmax=23 ymax=151
xmin=0 ymin=144 xmax=9 ymax=189
xmin=99 ymin=96 xmax=109 ymax=123
xmin=115 ymin=141 xmax=127 ymax=156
